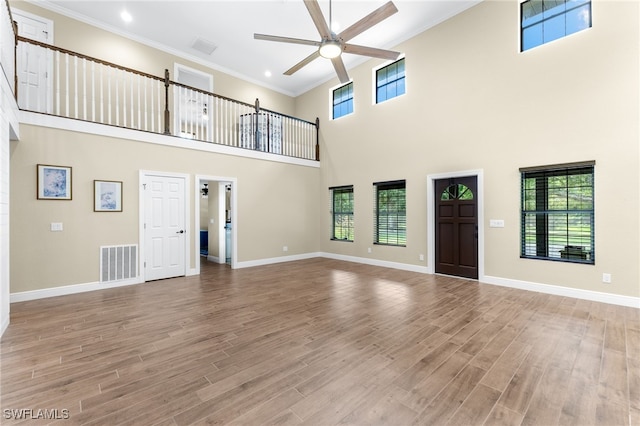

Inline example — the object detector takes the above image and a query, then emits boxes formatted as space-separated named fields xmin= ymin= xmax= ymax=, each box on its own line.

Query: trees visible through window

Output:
xmin=376 ymin=58 xmax=405 ymax=104
xmin=521 ymin=0 xmax=592 ymax=51
xmin=331 ymin=186 xmax=354 ymax=241
xmin=332 ymin=82 xmax=353 ymax=119
xmin=520 ymin=162 xmax=594 ymax=264
xmin=374 ymin=180 xmax=406 ymax=246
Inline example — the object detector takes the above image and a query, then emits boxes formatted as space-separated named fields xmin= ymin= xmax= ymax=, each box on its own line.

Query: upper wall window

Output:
xmin=521 ymin=0 xmax=592 ymax=51
xmin=376 ymin=58 xmax=405 ymax=104
xmin=332 ymin=82 xmax=354 ymax=119
xmin=520 ymin=161 xmax=595 ymax=264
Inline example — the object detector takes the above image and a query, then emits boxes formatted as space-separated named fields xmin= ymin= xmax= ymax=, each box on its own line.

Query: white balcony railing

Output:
xmin=15 ymin=36 xmax=319 ymax=161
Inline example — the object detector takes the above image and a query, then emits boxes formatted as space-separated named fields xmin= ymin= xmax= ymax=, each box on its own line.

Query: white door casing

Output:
xmin=13 ymin=9 xmax=53 ymax=113
xmin=143 ymin=173 xmax=188 ymax=281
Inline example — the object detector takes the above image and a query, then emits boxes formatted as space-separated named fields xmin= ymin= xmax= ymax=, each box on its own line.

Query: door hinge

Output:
xmin=144 ymin=223 xmax=146 ymax=229
xmin=144 ymin=261 xmax=146 ymax=268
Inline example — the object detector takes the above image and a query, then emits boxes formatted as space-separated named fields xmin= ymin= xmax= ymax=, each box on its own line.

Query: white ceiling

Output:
xmin=30 ymin=0 xmax=482 ymax=96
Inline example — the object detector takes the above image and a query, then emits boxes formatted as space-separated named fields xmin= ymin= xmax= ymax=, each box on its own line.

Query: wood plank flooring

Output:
xmin=1 ymin=258 xmax=638 ymax=425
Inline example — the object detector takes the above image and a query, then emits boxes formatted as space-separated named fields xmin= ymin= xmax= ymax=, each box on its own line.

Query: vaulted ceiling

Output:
xmin=28 ymin=0 xmax=482 ymax=96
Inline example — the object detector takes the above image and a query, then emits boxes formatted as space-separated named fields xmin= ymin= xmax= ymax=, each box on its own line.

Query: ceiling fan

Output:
xmin=254 ymin=0 xmax=402 ymax=84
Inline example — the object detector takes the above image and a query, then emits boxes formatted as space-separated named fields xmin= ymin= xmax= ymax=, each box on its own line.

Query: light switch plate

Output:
xmin=50 ymin=222 xmax=63 ymax=231
xmin=489 ymin=219 xmax=505 ymax=228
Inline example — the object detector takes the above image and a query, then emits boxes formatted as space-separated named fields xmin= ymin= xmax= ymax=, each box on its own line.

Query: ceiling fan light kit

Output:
xmin=255 ymin=0 xmax=401 ymax=84
xmin=319 ymin=40 xmax=342 ymax=59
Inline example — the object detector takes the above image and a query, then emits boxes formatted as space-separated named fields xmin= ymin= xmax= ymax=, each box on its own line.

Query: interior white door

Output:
xmin=144 ymin=175 xmax=186 ymax=281
xmin=14 ymin=11 xmax=52 ymax=113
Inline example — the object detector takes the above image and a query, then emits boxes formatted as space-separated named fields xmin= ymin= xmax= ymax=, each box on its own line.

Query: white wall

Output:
xmin=1 ymin=67 xmax=20 ymax=337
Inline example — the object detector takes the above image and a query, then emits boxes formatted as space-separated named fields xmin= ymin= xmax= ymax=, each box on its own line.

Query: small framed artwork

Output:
xmin=94 ymin=180 xmax=123 ymax=212
xmin=37 ymin=164 xmax=72 ymax=200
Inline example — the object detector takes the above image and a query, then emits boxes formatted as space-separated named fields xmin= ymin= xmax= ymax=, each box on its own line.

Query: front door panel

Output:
xmin=435 ymin=176 xmax=478 ymax=279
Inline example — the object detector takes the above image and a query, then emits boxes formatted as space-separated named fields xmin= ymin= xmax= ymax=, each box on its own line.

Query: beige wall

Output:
xmin=10 ymin=124 xmax=320 ymax=292
xmin=295 ymin=0 xmax=640 ymax=298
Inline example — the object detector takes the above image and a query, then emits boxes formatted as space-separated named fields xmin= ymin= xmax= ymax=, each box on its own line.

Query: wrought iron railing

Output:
xmin=14 ymin=36 xmax=319 ymax=161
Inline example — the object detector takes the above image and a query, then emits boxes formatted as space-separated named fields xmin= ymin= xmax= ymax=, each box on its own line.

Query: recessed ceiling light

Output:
xmin=264 ymin=70 xmax=272 ymax=77
xmin=120 ymin=10 xmax=132 ymax=23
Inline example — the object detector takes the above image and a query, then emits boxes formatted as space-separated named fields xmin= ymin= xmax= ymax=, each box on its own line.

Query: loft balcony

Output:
xmin=1 ymin=4 xmax=319 ymax=162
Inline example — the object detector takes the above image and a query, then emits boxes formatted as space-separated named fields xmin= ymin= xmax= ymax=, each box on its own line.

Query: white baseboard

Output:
xmin=10 ymin=277 xmax=144 ymax=303
xmin=207 ymin=255 xmax=222 ymax=264
xmin=235 ymin=252 xmax=321 ymax=269
xmin=320 ymin=252 xmax=432 ymax=274
xmin=482 ymin=275 xmax=640 ymax=309
xmin=1 ymin=314 xmax=8 ymax=337
xmin=8 ymin=257 xmax=638 ymax=309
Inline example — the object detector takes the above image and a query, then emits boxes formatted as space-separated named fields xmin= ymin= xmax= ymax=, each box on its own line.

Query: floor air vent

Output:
xmin=100 ymin=244 xmax=138 ymax=283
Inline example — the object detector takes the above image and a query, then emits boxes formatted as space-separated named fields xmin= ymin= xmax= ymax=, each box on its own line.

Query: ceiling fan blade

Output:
xmin=254 ymin=33 xmax=320 ymax=47
xmin=331 ymin=57 xmax=350 ymax=83
xmin=284 ymin=50 xmax=321 ymax=76
xmin=343 ymin=43 xmax=401 ymax=61
xmin=338 ymin=1 xmax=398 ymax=42
xmin=304 ymin=0 xmax=331 ymax=39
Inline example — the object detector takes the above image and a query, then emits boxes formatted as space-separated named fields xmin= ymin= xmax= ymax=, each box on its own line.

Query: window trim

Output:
xmin=372 ymin=56 xmax=406 ymax=105
xmin=330 ymin=185 xmax=354 ymax=242
xmin=329 ymin=81 xmax=354 ymax=121
xmin=373 ymin=179 xmax=406 ymax=247
xmin=519 ymin=0 xmax=593 ymax=52
xmin=520 ymin=161 xmax=595 ymax=264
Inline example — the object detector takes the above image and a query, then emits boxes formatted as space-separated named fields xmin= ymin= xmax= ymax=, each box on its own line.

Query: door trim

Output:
xmin=139 ymin=170 xmax=191 ymax=282
xmin=194 ymin=175 xmax=238 ymax=275
xmin=427 ymin=169 xmax=484 ymax=281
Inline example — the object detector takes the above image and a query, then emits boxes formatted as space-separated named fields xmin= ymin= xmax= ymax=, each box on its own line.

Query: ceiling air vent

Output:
xmin=192 ymin=37 xmax=218 ymax=55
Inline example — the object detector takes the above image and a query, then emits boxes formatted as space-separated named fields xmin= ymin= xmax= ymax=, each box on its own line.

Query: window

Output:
xmin=331 ymin=186 xmax=354 ymax=241
xmin=374 ymin=180 xmax=406 ymax=246
xmin=521 ymin=0 xmax=592 ymax=51
xmin=376 ymin=58 xmax=405 ymax=104
xmin=520 ymin=162 xmax=594 ymax=264
xmin=332 ymin=82 xmax=353 ymax=119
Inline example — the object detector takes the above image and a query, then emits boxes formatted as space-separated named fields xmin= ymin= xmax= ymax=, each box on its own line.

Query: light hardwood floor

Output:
xmin=1 ymin=258 xmax=638 ymax=425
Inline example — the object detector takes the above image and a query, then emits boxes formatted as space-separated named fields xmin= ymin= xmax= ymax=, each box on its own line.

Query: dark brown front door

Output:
xmin=435 ymin=176 xmax=478 ymax=279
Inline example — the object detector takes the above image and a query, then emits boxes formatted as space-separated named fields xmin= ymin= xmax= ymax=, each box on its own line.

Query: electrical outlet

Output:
xmin=419 ymin=254 xmax=424 ymax=261
xmin=283 ymin=246 xmax=288 ymax=252
xmin=602 ymin=273 xmax=612 ymax=283
xmin=367 ymin=247 xmax=372 ymax=254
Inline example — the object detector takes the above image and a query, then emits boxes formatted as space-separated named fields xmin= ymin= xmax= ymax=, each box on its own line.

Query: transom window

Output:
xmin=441 ymin=183 xmax=474 ymax=201
xmin=332 ymin=82 xmax=353 ymax=119
xmin=374 ymin=180 xmax=406 ymax=246
xmin=331 ymin=186 xmax=354 ymax=241
xmin=376 ymin=58 xmax=405 ymax=104
xmin=520 ymin=162 xmax=595 ymax=264
xmin=521 ymin=0 xmax=592 ymax=51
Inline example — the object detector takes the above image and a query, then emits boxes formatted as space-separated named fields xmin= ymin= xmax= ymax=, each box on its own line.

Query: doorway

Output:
xmin=195 ymin=175 xmax=237 ymax=275
xmin=13 ymin=9 xmax=54 ymax=113
xmin=173 ymin=63 xmax=213 ymax=141
xmin=428 ymin=171 xmax=484 ymax=280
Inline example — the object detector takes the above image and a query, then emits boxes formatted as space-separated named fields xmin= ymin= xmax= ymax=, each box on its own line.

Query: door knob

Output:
xmin=176 ymin=230 xmax=185 ymax=234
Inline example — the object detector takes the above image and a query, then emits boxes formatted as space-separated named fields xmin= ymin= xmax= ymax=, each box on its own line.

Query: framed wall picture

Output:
xmin=94 ymin=180 xmax=123 ymax=212
xmin=37 ymin=164 xmax=72 ymax=200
